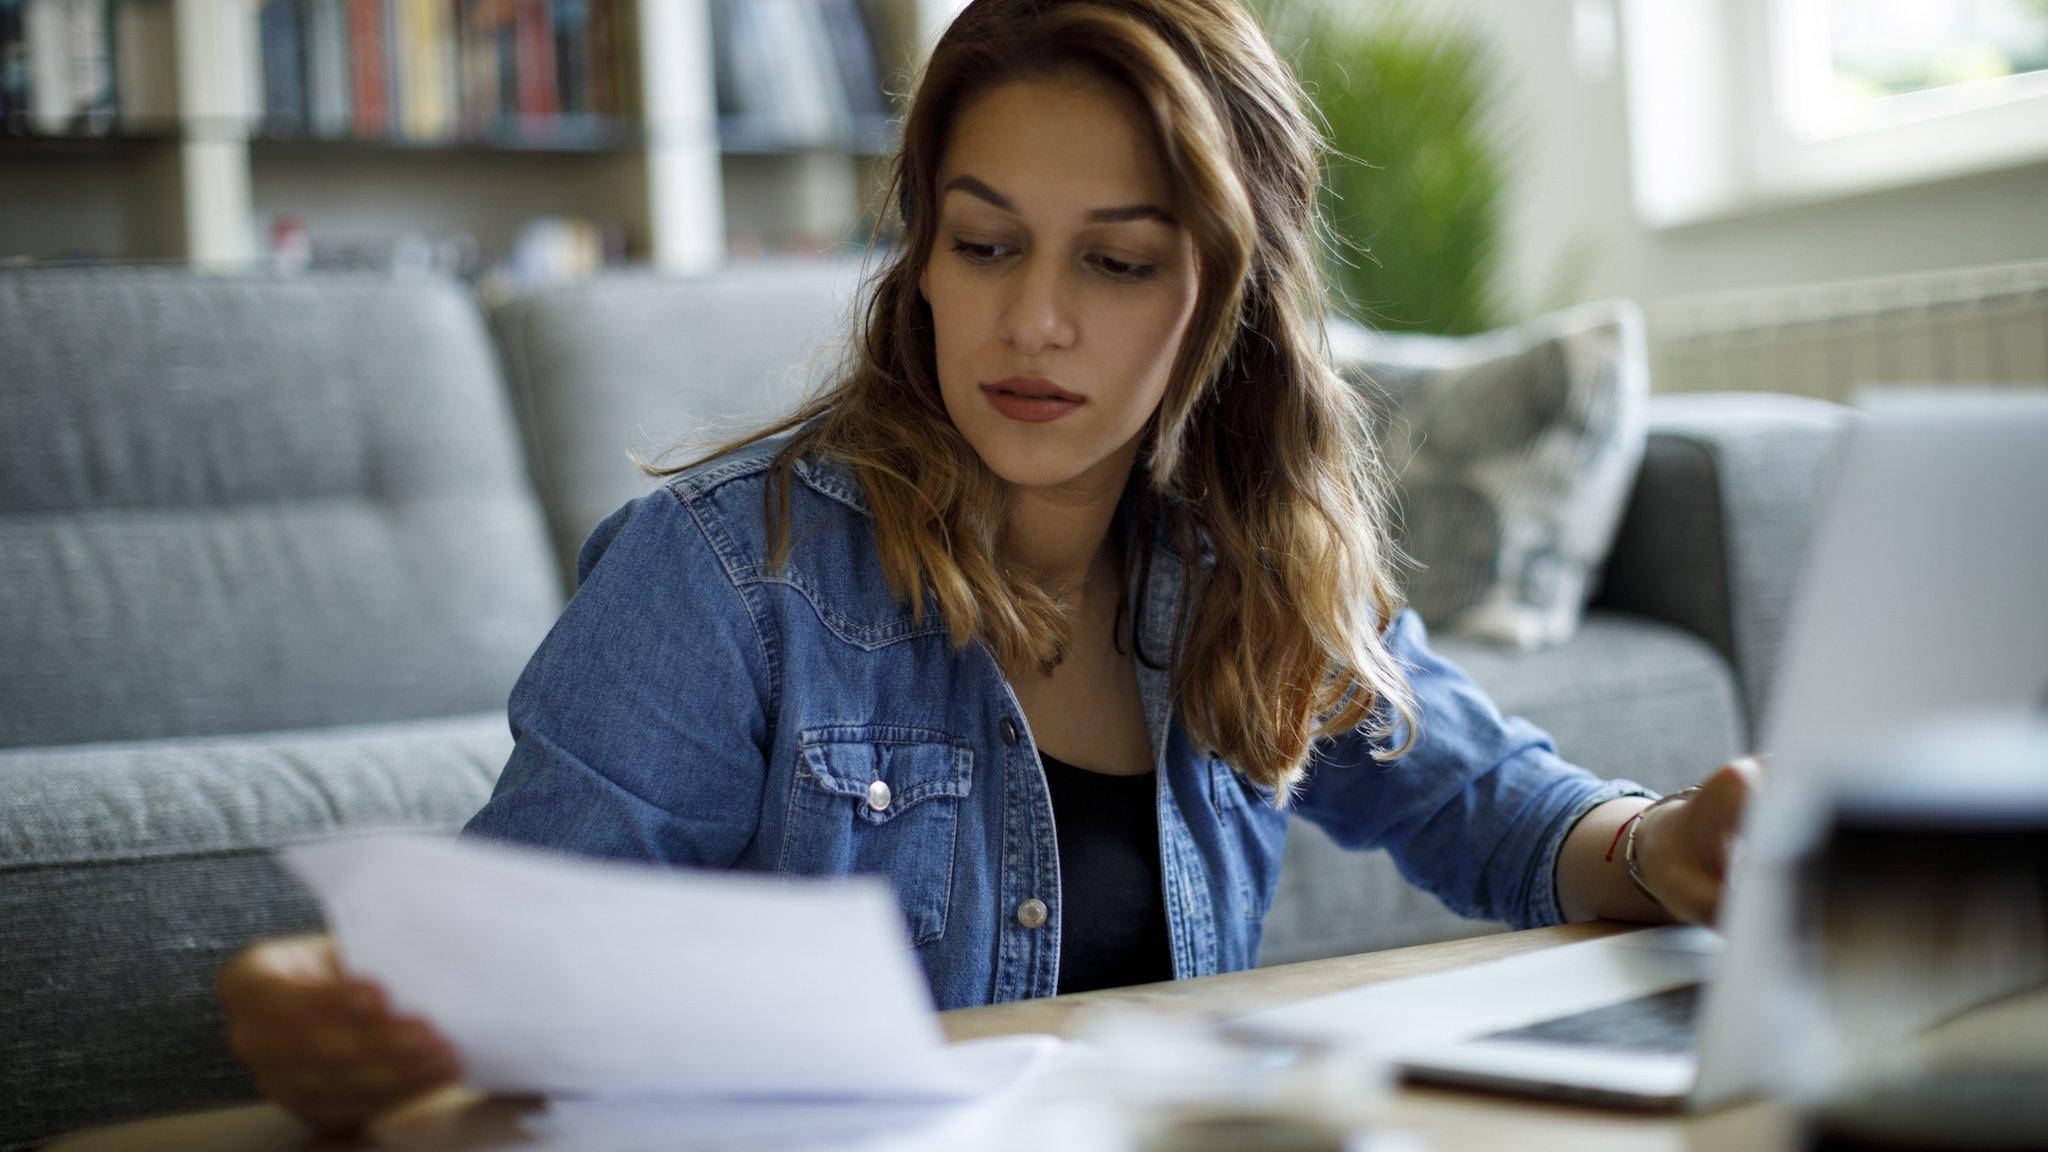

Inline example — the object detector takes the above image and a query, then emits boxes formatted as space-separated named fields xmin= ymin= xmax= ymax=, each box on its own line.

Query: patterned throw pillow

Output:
xmin=1331 ymin=300 xmax=1650 ymax=649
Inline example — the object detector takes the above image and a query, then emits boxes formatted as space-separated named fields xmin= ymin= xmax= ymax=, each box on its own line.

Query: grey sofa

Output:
xmin=0 ymin=264 xmax=1850 ymax=1149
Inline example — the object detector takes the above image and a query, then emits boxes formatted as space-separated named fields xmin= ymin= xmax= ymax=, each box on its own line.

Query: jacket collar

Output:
xmin=786 ymin=443 xmax=1214 ymax=664
xmin=789 ymin=453 xmax=873 ymax=518
xmin=791 ymin=449 xmax=1211 ymax=568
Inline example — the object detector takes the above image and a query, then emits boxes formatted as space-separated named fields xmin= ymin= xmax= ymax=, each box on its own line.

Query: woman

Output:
xmin=218 ymin=0 xmax=1757 ymax=1133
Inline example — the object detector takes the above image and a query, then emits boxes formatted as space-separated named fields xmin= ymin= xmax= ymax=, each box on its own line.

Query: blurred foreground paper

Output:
xmin=279 ymin=831 xmax=1003 ymax=1101
xmin=519 ymin=1034 xmax=1079 ymax=1152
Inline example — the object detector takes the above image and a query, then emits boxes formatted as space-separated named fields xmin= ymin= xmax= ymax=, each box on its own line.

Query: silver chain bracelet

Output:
xmin=1622 ymin=786 xmax=1700 ymax=910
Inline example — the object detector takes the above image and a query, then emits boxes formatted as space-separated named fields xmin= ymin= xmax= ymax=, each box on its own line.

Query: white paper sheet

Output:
xmin=278 ymin=830 xmax=989 ymax=1101
xmin=517 ymin=1034 xmax=1076 ymax=1152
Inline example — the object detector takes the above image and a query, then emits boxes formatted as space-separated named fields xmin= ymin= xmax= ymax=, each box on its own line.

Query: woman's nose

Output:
xmin=1002 ymin=257 xmax=1077 ymax=353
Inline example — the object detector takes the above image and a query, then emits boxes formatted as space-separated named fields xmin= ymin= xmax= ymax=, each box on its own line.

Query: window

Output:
xmin=1621 ymin=0 xmax=2048 ymax=227
xmin=1779 ymin=0 xmax=2048 ymax=136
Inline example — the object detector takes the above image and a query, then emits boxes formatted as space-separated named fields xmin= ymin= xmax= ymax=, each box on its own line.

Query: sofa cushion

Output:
xmin=1333 ymin=301 xmax=1650 ymax=650
xmin=0 ymin=713 xmax=510 ymax=1152
xmin=0 ymin=268 xmax=563 ymax=749
xmin=489 ymin=258 xmax=868 ymax=589
xmin=1259 ymin=609 xmax=1743 ymax=965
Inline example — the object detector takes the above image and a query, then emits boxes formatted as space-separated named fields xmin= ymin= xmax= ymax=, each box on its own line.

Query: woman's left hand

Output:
xmin=1632 ymin=756 xmax=1764 ymax=926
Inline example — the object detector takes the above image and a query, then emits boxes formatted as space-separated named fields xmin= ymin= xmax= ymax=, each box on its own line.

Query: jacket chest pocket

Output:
xmin=777 ymin=726 xmax=974 ymax=947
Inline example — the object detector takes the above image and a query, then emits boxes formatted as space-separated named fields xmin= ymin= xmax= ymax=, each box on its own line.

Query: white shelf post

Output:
xmin=173 ymin=0 xmax=256 ymax=266
xmin=637 ymin=0 xmax=726 ymax=272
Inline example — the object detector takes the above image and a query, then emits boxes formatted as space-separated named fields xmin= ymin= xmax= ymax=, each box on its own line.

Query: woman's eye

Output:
xmin=950 ymin=240 xmax=1006 ymax=264
xmin=948 ymin=239 xmax=1156 ymax=282
xmin=1094 ymin=255 xmax=1158 ymax=282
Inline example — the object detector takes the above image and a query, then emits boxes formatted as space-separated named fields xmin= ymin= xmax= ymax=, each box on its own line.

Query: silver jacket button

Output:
xmin=866 ymin=779 xmax=892 ymax=812
xmin=1016 ymin=897 xmax=1048 ymax=929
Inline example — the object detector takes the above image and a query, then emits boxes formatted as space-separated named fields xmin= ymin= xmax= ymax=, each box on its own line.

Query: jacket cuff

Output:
xmin=1527 ymin=777 xmax=1661 ymax=929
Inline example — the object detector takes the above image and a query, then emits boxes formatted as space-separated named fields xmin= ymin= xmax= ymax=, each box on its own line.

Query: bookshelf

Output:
xmin=0 ymin=0 xmax=964 ymax=274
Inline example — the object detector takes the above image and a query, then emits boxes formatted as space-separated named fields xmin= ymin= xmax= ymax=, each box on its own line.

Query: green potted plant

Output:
xmin=1246 ymin=0 xmax=1513 ymax=336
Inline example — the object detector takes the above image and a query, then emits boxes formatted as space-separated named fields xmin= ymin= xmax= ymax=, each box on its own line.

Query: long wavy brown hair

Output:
xmin=644 ymin=0 xmax=1418 ymax=795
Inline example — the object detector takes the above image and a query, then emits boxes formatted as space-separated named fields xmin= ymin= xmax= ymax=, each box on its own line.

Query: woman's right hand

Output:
xmin=217 ymin=933 xmax=462 ymax=1134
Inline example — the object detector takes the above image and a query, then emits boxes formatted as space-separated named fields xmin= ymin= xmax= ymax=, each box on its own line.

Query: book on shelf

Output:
xmin=0 ymin=1 xmax=28 ymax=125
xmin=304 ymin=0 xmax=349 ymax=135
xmin=346 ymin=0 xmax=389 ymax=134
xmin=259 ymin=0 xmax=307 ymax=132
xmin=3 ymin=0 xmax=891 ymax=150
xmin=251 ymin=0 xmax=636 ymax=144
xmin=713 ymin=0 xmax=889 ymax=150
xmin=456 ymin=0 xmax=498 ymax=132
xmin=391 ymin=0 xmax=443 ymax=137
xmin=512 ymin=0 xmax=556 ymax=122
xmin=5 ymin=0 xmax=112 ymax=134
xmin=110 ymin=0 xmax=170 ymax=127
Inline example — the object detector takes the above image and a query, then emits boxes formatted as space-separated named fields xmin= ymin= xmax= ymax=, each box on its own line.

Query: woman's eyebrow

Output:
xmin=941 ymin=175 xmax=1179 ymax=226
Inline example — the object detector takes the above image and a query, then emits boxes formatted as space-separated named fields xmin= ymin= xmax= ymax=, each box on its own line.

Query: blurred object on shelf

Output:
xmin=501 ymin=214 xmax=624 ymax=286
xmin=254 ymin=211 xmax=628 ymax=289
xmin=267 ymin=214 xmax=311 ymax=274
xmin=259 ymin=214 xmax=482 ymax=281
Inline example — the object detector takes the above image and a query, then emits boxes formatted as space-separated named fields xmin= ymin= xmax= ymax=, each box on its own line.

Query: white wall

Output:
xmin=1417 ymin=0 xmax=2048 ymax=318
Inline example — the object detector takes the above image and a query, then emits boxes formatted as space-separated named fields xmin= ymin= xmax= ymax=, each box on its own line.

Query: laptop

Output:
xmin=1242 ymin=389 xmax=2048 ymax=1110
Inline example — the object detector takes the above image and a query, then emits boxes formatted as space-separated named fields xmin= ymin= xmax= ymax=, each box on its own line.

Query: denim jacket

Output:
xmin=463 ymin=433 xmax=1657 ymax=1009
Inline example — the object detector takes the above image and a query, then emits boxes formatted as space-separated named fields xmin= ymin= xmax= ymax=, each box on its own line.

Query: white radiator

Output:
xmin=1644 ymin=260 xmax=2048 ymax=401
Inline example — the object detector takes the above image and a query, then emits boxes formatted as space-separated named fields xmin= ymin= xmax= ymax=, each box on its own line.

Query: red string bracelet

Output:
xmin=1604 ymin=810 xmax=1645 ymax=863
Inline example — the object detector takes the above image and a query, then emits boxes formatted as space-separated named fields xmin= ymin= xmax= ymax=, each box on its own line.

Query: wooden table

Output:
xmin=48 ymin=921 xmax=1800 ymax=1152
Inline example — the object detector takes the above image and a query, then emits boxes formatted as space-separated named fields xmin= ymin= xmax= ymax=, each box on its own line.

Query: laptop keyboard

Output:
xmin=1480 ymin=981 xmax=1706 ymax=1055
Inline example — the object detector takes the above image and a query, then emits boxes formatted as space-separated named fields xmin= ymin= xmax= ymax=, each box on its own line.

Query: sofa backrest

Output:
xmin=488 ymin=257 xmax=870 ymax=588
xmin=0 ymin=269 xmax=564 ymax=749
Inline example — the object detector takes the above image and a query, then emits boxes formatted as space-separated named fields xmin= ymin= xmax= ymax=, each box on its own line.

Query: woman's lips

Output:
xmin=988 ymin=377 xmax=1085 ymax=402
xmin=980 ymin=380 xmax=1084 ymax=423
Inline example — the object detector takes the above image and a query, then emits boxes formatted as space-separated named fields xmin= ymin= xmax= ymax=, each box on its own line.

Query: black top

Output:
xmin=1040 ymin=751 xmax=1174 ymax=995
